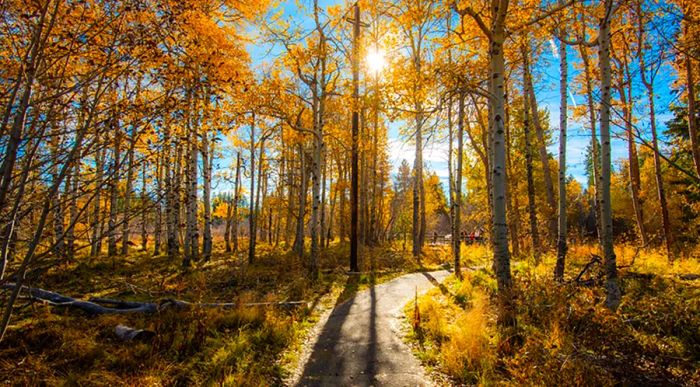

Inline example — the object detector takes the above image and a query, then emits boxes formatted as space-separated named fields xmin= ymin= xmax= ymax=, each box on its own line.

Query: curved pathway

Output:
xmin=296 ymin=270 xmax=450 ymax=386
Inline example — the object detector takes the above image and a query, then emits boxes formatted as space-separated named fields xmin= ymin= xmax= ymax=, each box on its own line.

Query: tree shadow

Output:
xmin=297 ymin=273 xmax=379 ymax=386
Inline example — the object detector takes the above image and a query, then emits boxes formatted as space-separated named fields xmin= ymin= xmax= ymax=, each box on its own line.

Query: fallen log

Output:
xmin=115 ymin=324 xmax=155 ymax=342
xmin=2 ymin=283 xmax=308 ymax=315
xmin=2 ymin=284 xmax=159 ymax=315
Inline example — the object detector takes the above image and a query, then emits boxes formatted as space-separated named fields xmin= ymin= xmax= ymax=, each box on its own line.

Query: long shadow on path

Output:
xmin=296 ymin=270 xmax=450 ymax=386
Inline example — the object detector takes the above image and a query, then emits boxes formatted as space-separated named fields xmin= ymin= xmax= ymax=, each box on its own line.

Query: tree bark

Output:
xmin=121 ymin=124 xmax=136 ymax=255
xmin=0 ymin=0 xmax=54 ymax=215
xmin=225 ymin=192 xmax=233 ymax=253
xmin=51 ymin=127 xmax=66 ymax=261
xmin=293 ymin=145 xmax=308 ymax=258
xmin=522 ymin=52 xmax=542 ymax=264
xmin=524 ymin=44 xmax=557 ymax=244
xmin=232 ymin=151 xmax=242 ymax=254
xmin=578 ymin=24 xmax=603 ymax=246
xmin=164 ymin=124 xmax=179 ymax=259
xmin=140 ymin=162 xmax=148 ymax=251
xmin=684 ymin=23 xmax=700 ymax=178
xmin=413 ymin=111 xmax=424 ymax=257
xmin=489 ymin=1 xmax=513 ymax=296
xmin=107 ymin=122 xmax=121 ymax=258
xmin=183 ymin=89 xmax=199 ymax=268
xmin=91 ymin=143 xmax=104 ymax=257
xmin=202 ymin=130 xmax=213 ymax=261
xmin=153 ymin=155 xmax=163 ymax=256
xmin=504 ymin=78 xmax=521 ymax=258
xmin=349 ymin=2 xmax=360 ymax=272
xmin=617 ymin=77 xmax=647 ymax=246
xmin=67 ymin=159 xmax=79 ymax=261
xmin=453 ymin=91 xmax=465 ymax=278
xmin=599 ymin=0 xmax=621 ymax=310
xmin=555 ymin=34 xmax=568 ymax=281
xmin=637 ymin=0 xmax=674 ymax=259
xmin=310 ymin=125 xmax=321 ymax=277
xmin=248 ymin=113 xmax=256 ymax=265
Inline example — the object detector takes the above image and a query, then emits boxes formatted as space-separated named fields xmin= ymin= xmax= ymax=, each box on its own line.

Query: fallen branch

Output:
xmin=2 ymin=283 xmax=308 ymax=315
xmin=3 ymin=284 xmax=160 ymax=315
xmin=572 ymin=255 xmax=602 ymax=285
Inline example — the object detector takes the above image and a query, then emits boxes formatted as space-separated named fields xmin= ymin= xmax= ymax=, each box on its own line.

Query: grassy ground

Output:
xmin=0 ymin=240 xmax=446 ymax=386
xmin=404 ymin=244 xmax=700 ymax=386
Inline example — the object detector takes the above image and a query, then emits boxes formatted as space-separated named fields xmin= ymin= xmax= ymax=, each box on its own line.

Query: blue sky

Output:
xmin=229 ymin=0 xmax=680 ymax=197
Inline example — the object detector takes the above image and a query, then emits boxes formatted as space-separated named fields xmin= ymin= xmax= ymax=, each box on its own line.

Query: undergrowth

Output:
xmin=0 ymin=240 xmax=428 ymax=386
xmin=405 ymin=244 xmax=700 ymax=386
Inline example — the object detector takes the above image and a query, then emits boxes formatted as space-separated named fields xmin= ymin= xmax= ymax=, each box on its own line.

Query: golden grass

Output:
xmin=405 ymin=243 xmax=700 ymax=386
xmin=0 ymin=238 xmax=433 ymax=385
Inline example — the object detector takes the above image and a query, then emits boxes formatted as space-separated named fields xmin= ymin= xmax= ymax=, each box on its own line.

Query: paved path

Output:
xmin=296 ymin=270 xmax=451 ymax=386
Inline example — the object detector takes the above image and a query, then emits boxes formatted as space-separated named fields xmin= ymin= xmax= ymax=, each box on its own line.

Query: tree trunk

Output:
xmin=225 ymin=193 xmax=232 ymax=253
xmin=255 ymin=141 xmax=264 ymax=241
xmin=320 ymin=146 xmax=327 ymax=249
xmin=0 ymin=1 xmax=53 ymax=215
xmin=637 ymin=1 xmax=674 ymax=259
xmin=285 ymin=148 xmax=295 ymax=246
xmin=51 ymin=127 xmax=66 ymax=261
xmin=327 ymin=159 xmax=336 ymax=247
xmin=524 ymin=44 xmax=557 ymax=244
xmin=412 ymin=112 xmax=424 ymax=257
xmin=684 ymin=24 xmax=700 ymax=178
xmin=554 ymin=34 xmax=568 ymax=281
xmin=349 ymin=2 xmax=360 ymax=272
xmin=0 ymin=70 xmax=95 ymax=341
xmin=66 ymin=160 xmax=78 ymax=261
xmin=504 ymin=79 xmax=521 ymax=258
xmin=647 ymin=88 xmax=674 ymax=259
xmin=522 ymin=53 xmax=542 ymax=264
xmin=154 ymin=155 xmax=163 ymax=256
xmin=310 ymin=124 xmax=321 ymax=278
xmin=599 ymin=0 xmax=621 ymax=310
xmin=164 ymin=125 xmax=179 ymax=259
xmin=107 ymin=126 xmax=121 ymax=258
xmin=232 ymin=151 xmax=242 ymax=254
xmin=579 ymin=36 xmax=603 ymax=246
xmin=293 ymin=146 xmax=308 ymax=258
xmin=183 ymin=89 xmax=199 ymax=268
xmin=338 ymin=158 xmax=347 ymax=243
xmin=121 ymin=127 xmax=136 ymax=255
xmin=617 ymin=80 xmax=647 ymax=246
xmin=487 ymin=0 xmax=513 ymax=305
xmin=140 ymin=162 xmax=148 ymax=251
xmin=248 ymin=114 xmax=256 ymax=265
xmin=369 ymin=76 xmax=380 ymax=245
xmin=91 ymin=145 xmax=104 ymax=257
xmin=202 ymin=131 xmax=213 ymax=261
xmin=448 ymin=93 xmax=455 ymax=256
xmin=453 ymin=91 xmax=465 ymax=278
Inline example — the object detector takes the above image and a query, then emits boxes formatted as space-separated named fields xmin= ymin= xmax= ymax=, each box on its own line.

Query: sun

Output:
xmin=365 ymin=47 xmax=386 ymax=76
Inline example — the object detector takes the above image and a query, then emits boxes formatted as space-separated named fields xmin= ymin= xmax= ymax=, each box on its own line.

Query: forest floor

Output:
xmin=3 ymin=242 xmax=697 ymax=386
xmin=0 ymin=241 xmax=448 ymax=385
xmin=404 ymin=244 xmax=700 ymax=386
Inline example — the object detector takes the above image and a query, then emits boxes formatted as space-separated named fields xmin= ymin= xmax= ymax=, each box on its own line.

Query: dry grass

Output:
xmin=405 ymin=243 xmax=700 ymax=386
xmin=0 ymin=239 xmax=429 ymax=386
